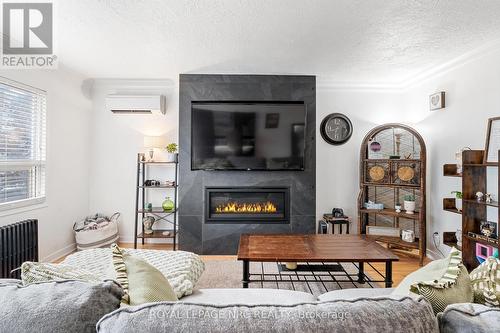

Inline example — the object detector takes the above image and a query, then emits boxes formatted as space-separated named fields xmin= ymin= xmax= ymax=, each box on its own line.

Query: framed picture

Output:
xmin=265 ymin=113 xmax=280 ymax=128
xmin=484 ymin=117 xmax=500 ymax=164
xmin=429 ymin=92 xmax=445 ymax=111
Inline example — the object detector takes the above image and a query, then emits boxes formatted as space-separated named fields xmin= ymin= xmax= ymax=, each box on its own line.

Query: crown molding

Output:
xmin=317 ymin=39 xmax=500 ymax=92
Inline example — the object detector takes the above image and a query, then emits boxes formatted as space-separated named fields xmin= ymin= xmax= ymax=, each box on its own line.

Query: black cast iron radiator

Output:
xmin=0 ymin=219 xmax=38 ymax=279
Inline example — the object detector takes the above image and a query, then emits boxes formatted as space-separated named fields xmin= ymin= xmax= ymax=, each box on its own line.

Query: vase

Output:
xmin=455 ymin=199 xmax=462 ymax=212
xmin=142 ymin=216 xmax=155 ymax=234
xmin=166 ymin=153 xmax=177 ymax=162
xmin=162 ymin=197 xmax=175 ymax=212
xmin=404 ymin=200 xmax=415 ymax=214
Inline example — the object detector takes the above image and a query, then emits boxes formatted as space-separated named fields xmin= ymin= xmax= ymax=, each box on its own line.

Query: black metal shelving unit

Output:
xmin=134 ymin=153 xmax=178 ymax=250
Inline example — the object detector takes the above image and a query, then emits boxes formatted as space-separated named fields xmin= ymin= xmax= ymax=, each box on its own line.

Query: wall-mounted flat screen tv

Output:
xmin=191 ymin=101 xmax=306 ymax=171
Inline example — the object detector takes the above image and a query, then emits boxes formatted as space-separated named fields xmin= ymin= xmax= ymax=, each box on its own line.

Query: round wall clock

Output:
xmin=320 ymin=113 xmax=353 ymax=145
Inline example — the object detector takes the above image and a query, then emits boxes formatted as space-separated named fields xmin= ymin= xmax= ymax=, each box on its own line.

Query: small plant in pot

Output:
xmin=403 ymin=194 xmax=416 ymax=214
xmin=451 ymin=191 xmax=463 ymax=212
xmin=165 ymin=143 xmax=178 ymax=162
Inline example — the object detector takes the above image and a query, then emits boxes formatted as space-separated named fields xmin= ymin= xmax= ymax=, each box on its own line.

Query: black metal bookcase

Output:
xmin=134 ymin=153 xmax=178 ymax=250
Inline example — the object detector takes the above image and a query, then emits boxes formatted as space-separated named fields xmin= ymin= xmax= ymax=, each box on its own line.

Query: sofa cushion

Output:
xmin=437 ymin=303 xmax=500 ymax=333
xmin=21 ymin=261 xmax=100 ymax=285
xmin=318 ymin=288 xmax=394 ymax=301
xmin=111 ymin=244 xmax=178 ymax=305
xmin=182 ymin=288 xmax=316 ymax=305
xmin=0 ymin=280 xmax=123 ymax=333
xmin=97 ymin=294 xmax=439 ymax=333
xmin=63 ymin=247 xmax=205 ymax=298
xmin=393 ymin=247 xmax=461 ymax=296
xmin=469 ymin=256 xmax=500 ymax=307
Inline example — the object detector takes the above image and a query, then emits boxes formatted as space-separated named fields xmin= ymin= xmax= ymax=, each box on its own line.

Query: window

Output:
xmin=0 ymin=78 xmax=46 ymax=210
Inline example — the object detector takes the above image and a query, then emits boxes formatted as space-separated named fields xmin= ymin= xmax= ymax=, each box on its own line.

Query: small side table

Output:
xmin=320 ymin=214 xmax=351 ymax=234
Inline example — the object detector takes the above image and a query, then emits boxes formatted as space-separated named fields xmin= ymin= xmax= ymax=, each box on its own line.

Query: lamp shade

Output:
xmin=143 ymin=136 xmax=167 ymax=148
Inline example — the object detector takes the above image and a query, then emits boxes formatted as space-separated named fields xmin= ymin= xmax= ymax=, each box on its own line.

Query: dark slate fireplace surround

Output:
xmin=179 ymin=74 xmax=316 ymax=254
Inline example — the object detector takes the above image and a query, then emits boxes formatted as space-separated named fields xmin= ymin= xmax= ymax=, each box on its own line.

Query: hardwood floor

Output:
xmin=55 ymin=242 xmax=428 ymax=287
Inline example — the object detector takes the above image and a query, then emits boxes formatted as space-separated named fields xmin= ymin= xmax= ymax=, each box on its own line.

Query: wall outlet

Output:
xmin=433 ymin=232 xmax=440 ymax=246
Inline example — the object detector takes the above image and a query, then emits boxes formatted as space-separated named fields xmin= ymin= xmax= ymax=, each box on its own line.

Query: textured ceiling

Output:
xmin=53 ymin=0 xmax=500 ymax=84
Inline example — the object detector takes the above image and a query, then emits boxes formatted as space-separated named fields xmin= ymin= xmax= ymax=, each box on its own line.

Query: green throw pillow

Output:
xmin=21 ymin=262 xmax=101 ymax=285
xmin=111 ymin=244 xmax=178 ymax=305
xmin=470 ymin=256 xmax=500 ymax=307
xmin=392 ymin=247 xmax=473 ymax=314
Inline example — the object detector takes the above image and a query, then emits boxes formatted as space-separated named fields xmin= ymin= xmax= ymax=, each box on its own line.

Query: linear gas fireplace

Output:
xmin=205 ymin=187 xmax=290 ymax=224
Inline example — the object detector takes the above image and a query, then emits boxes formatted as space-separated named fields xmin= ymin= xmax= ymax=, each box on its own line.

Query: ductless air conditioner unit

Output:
xmin=106 ymin=95 xmax=166 ymax=115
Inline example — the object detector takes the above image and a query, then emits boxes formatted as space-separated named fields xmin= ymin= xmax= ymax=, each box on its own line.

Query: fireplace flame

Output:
xmin=215 ymin=201 xmax=278 ymax=213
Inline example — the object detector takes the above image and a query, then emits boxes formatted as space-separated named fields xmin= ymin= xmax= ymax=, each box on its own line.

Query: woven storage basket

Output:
xmin=74 ymin=213 xmax=119 ymax=251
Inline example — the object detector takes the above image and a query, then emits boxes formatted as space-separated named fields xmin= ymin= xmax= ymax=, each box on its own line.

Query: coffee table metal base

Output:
xmin=241 ymin=260 xmax=393 ymax=291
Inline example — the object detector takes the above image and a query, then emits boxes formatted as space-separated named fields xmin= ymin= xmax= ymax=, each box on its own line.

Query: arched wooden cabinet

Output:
xmin=357 ymin=123 xmax=427 ymax=266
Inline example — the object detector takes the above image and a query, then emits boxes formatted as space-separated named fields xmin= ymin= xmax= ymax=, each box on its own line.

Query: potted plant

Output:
xmin=403 ymin=194 xmax=416 ymax=214
xmin=451 ymin=191 xmax=463 ymax=212
xmin=165 ymin=143 xmax=178 ymax=162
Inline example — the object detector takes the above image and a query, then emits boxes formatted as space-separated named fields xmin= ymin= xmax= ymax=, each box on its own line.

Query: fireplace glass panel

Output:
xmin=206 ymin=188 xmax=289 ymax=223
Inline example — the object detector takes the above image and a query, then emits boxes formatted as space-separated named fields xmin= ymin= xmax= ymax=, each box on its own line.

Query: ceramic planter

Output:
xmin=404 ymin=200 xmax=416 ymax=214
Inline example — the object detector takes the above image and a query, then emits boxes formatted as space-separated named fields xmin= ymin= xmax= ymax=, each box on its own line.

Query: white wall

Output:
xmin=405 ymin=45 xmax=500 ymax=258
xmin=315 ymin=87 xmax=403 ymax=228
xmin=88 ymin=80 xmax=177 ymax=243
xmin=0 ymin=66 xmax=92 ymax=261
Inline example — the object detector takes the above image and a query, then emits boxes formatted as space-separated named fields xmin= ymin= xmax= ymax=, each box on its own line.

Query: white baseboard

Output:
xmin=43 ymin=242 xmax=76 ymax=262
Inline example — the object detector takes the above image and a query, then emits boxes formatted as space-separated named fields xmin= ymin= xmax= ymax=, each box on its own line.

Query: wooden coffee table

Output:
xmin=237 ymin=234 xmax=399 ymax=289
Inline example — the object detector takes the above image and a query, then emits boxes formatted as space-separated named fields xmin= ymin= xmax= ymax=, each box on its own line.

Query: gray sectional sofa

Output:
xmin=2 ymin=279 xmax=499 ymax=333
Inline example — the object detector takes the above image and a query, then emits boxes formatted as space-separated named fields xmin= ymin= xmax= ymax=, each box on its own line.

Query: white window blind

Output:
xmin=0 ymin=78 xmax=46 ymax=209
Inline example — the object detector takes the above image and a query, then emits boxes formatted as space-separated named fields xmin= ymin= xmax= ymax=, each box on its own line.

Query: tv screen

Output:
xmin=191 ymin=101 xmax=306 ymax=171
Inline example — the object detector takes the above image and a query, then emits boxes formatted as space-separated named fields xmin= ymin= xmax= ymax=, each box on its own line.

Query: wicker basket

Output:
xmin=74 ymin=213 xmax=120 ymax=251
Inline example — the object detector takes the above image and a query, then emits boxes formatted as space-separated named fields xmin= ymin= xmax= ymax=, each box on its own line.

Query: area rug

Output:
xmin=195 ymin=260 xmax=379 ymax=296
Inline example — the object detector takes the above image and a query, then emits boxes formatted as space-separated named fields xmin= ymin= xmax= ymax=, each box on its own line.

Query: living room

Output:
xmin=1 ymin=1 xmax=500 ymax=332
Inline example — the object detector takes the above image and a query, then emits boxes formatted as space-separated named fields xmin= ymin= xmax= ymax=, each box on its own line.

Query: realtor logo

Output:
xmin=2 ymin=2 xmax=56 ymax=68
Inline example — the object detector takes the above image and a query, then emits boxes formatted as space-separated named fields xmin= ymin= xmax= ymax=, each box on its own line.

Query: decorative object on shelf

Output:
xmin=144 ymin=179 xmax=160 ymax=187
xmin=476 ymin=243 xmax=495 ymax=264
xmin=393 ymin=161 xmax=419 ymax=185
xmin=476 ymin=191 xmax=484 ymax=202
xmin=320 ymin=113 xmax=353 ymax=145
xmin=368 ymin=165 xmax=385 ymax=181
xmin=429 ymin=91 xmax=445 ymax=111
xmin=165 ymin=143 xmax=178 ymax=162
xmin=366 ymin=226 xmax=400 ymax=237
xmin=369 ymin=141 xmax=381 ymax=152
xmin=142 ymin=216 xmax=155 ymax=234
xmin=456 ymin=229 xmax=462 ymax=248
xmin=467 ymin=231 xmax=499 ymax=246
xmin=480 ymin=221 xmax=497 ymax=238
xmin=144 ymin=136 xmax=167 ymax=162
xmin=162 ymin=196 xmax=175 ymax=212
xmin=401 ymin=229 xmax=415 ymax=243
xmin=403 ymin=194 xmax=416 ymax=214
xmin=455 ymin=147 xmax=471 ymax=174
xmin=484 ymin=117 xmax=500 ymax=164
xmin=162 ymin=231 xmax=170 ymax=236
xmin=163 ymin=180 xmax=176 ymax=187
xmin=145 ymin=203 xmax=153 ymax=211
xmin=363 ymin=201 xmax=384 ymax=210
xmin=485 ymin=193 xmax=493 ymax=203
xmin=451 ymin=191 xmax=463 ymax=211
xmin=395 ymin=203 xmax=402 ymax=213
xmin=365 ymin=162 xmax=390 ymax=184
